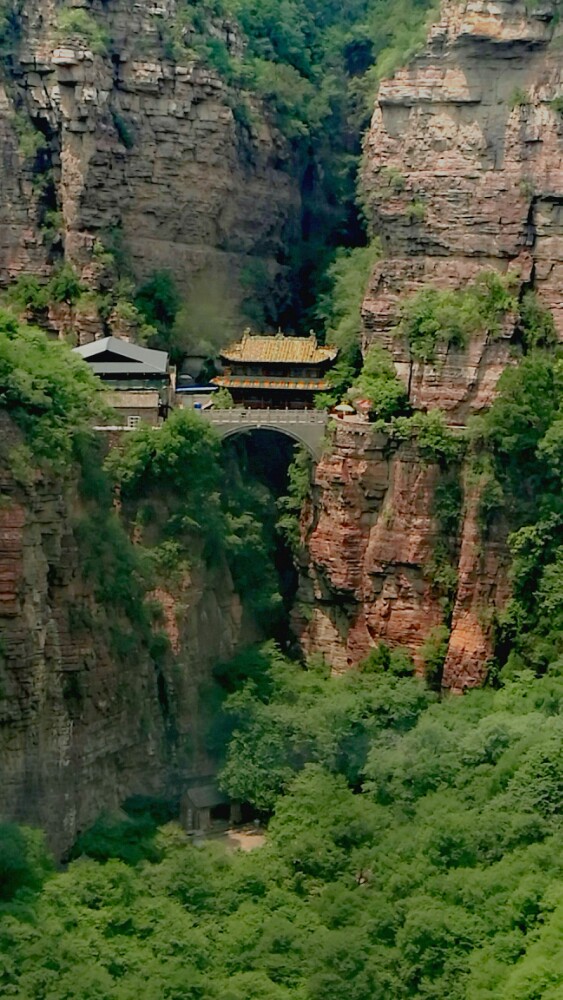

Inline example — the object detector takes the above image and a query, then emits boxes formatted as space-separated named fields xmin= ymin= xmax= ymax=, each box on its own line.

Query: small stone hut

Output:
xmin=180 ymin=783 xmax=239 ymax=832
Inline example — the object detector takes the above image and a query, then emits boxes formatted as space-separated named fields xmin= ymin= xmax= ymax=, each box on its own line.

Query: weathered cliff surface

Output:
xmin=362 ymin=0 xmax=563 ymax=416
xmin=297 ymin=0 xmax=563 ymax=688
xmin=0 ymin=0 xmax=300 ymax=338
xmin=0 ymin=418 xmax=244 ymax=853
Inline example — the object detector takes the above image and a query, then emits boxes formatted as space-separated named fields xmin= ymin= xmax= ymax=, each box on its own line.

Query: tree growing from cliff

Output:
xmin=0 ymin=311 xmax=104 ymax=469
xmin=348 ymin=343 xmax=409 ymax=420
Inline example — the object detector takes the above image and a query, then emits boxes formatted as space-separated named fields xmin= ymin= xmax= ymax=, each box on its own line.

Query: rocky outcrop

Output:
xmin=441 ymin=474 xmax=511 ymax=691
xmin=0 ymin=417 xmax=244 ymax=854
xmin=0 ymin=0 xmax=300 ymax=340
xmin=361 ymin=0 xmax=563 ymax=419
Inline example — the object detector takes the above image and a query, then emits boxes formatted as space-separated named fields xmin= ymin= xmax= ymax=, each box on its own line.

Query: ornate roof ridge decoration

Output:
xmin=220 ymin=331 xmax=338 ymax=365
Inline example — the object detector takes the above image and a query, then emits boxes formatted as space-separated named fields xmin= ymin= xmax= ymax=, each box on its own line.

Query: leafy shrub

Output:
xmin=56 ymin=7 xmax=109 ymax=55
xmin=420 ymin=624 xmax=450 ymax=688
xmin=10 ymin=112 xmax=45 ymax=160
xmin=315 ymin=242 xmax=381 ymax=405
xmin=71 ymin=810 xmax=166 ymax=866
xmin=48 ymin=262 xmax=84 ymax=305
xmin=395 ymin=271 xmax=518 ymax=362
xmin=134 ymin=271 xmax=181 ymax=350
xmin=518 ymin=290 xmax=557 ymax=350
xmin=474 ymin=352 xmax=563 ymax=666
xmin=510 ymin=87 xmax=530 ymax=109
xmin=112 ymin=111 xmax=135 ymax=149
xmin=0 ymin=0 xmax=22 ymax=61
xmin=277 ymin=445 xmax=312 ymax=553
xmin=0 ymin=311 xmax=104 ymax=468
xmin=359 ymin=642 xmax=415 ymax=676
xmin=213 ymin=387 xmax=235 ymax=408
xmin=392 ymin=409 xmax=463 ymax=466
xmin=377 ymin=165 xmax=405 ymax=194
xmin=349 ymin=343 xmax=409 ymax=420
xmin=5 ymin=274 xmax=49 ymax=312
xmin=407 ymin=198 xmax=426 ymax=221
xmin=0 ymin=824 xmax=53 ymax=900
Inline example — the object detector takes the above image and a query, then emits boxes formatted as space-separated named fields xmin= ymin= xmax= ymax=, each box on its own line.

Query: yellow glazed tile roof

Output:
xmin=220 ymin=333 xmax=338 ymax=365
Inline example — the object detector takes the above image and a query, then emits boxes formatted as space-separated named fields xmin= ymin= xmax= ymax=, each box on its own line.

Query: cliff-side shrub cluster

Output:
xmin=0 ymin=311 xmax=103 ymax=469
xmin=6 ymin=263 xmax=85 ymax=314
xmin=0 ymin=0 xmax=21 ymax=62
xmin=391 ymin=409 xmax=464 ymax=466
xmin=106 ymin=409 xmax=284 ymax=627
xmin=348 ymin=343 xmax=409 ymax=419
xmin=314 ymin=241 xmax=381 ymax=406
xmin=471 ymin=351 xmax=563 ymax=671
xmin=277 ymin=445 xmax=312 ymax=554
xmin=56 ymin=6 xmax=109 ymax=55
xmin=395 ymin=270 xmax=518 ymax=363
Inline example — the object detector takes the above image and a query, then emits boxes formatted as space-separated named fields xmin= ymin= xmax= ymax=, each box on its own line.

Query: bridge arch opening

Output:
xmin=221 ymin=425 xmax=317 ymax=462
xmin=220 ymin=429 xmax=312 ymax=650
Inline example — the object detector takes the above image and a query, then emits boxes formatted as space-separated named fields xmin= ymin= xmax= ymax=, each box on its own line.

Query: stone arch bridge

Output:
xmin=200 ymin=408 xmax=329 ymax=461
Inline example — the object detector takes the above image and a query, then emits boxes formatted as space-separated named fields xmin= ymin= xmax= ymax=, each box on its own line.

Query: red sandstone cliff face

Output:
xmin=0 ymin=417 xmax=245 ymax=854
xmin=0 ymin=0 xmax=300 ymax=341
xmin=295 ymin=422 xmax=511 ymax=690
xmin=294 ymin=425 xmax=444 ymax=673
xmin=297 ymin=0 xmax=562 ymax=689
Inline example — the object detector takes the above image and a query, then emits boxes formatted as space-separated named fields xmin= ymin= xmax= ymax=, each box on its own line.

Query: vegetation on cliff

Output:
xmin=0 ymin=309 xmax=104 ymax=471
xmin=472 ymin=351 xmax=563 ymax=674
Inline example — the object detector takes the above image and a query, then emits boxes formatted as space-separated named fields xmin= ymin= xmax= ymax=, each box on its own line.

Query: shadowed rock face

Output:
xmin=296 ymin=0 xmax=563 ymax=690
xmin=0 ymin=0 xmax=301 ymax=340
xmin=0 ymin=415 xmax=248 ymax=855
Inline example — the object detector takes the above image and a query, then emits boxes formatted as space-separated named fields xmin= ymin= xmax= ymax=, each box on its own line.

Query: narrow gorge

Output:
xmin=0 ymin=2 xmax=562 ymax=996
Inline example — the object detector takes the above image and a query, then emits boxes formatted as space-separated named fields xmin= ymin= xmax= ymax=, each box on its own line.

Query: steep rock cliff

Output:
xmin=0 ymin=0 xmax=300 ymax=338
xmin=0 ymin=417 xmax=245 ymax=854
xmin=297 ymin=0 xmax=562 ymax=688
xmin=362 ymin=0 xmax=563 ymax=405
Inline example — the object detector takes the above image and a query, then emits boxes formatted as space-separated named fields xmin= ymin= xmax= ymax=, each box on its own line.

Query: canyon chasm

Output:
xmin=1 ymin=0 xmax=562 ymax=853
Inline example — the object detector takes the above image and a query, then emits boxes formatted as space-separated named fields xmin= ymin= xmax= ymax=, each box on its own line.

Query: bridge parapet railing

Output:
xmin=201 ymin=408 xmax=327 ymax=426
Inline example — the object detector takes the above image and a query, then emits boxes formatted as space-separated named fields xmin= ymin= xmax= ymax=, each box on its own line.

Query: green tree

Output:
xmin=0 ymin=310 xmax=104 ymax=468
xmin=349 ymin=343 xmax=409 ymax=419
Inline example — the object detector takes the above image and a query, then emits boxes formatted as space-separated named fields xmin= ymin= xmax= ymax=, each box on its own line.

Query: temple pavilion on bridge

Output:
xmin=211 ymin=332 xmax=338 ymax=409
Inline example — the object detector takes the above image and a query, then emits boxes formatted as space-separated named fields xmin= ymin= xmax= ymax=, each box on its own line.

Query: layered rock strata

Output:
xmin=362 ymin=0 xmax=563 ymax=419
xmin=0 ymin=0 xmax=300 ymax=341
xmin=295 ymin=422 xmax=510 ymax=690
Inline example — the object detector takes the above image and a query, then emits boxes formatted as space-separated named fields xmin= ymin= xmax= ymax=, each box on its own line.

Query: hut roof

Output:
xmin=73 ymin=336 xmax=169 ymax=376
xmin=185 ymin=784 xmax=230 ymax=809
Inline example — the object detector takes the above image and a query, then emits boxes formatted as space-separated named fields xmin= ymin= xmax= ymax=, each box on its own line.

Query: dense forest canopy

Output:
xmin=1 ymin=651 xmax=562 ymax=999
